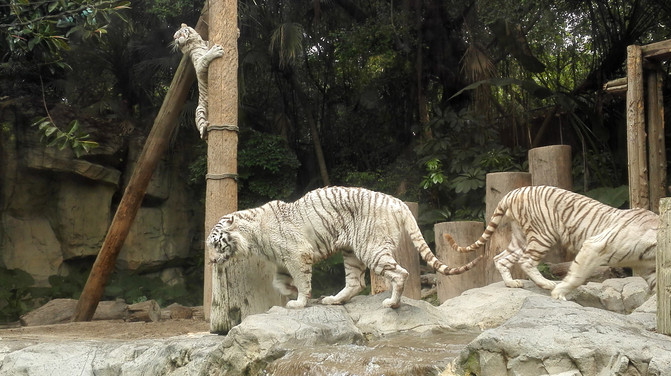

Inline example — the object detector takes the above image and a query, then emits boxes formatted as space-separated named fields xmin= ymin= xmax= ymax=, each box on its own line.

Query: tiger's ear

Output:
xmin=221 ymin=215 xmax=235 ymax=228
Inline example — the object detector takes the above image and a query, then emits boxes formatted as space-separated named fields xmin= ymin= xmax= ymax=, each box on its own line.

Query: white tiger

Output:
xmin=207 ymin=186 xmax=481 ymax=309
xmin=443 ymin=185 xmax=658 ymax=300
xmin=172 ymin=23 xmax=223 ymax=139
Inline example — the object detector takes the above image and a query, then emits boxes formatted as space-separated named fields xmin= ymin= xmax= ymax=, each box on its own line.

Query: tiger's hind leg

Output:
xmin=372 ymin=252 xmax=408 ymax=309
xmin=321 ymin=251 xmax=367 ymax=305
xmin=272 ymin=267 xmax=298 ymax=299
xmin=552 ymin=235 xmax=608 ymax=300
xmin=494 ymin=231 xmax=527 ymax=288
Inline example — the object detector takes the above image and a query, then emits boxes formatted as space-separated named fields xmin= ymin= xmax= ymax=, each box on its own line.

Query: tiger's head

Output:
xmin=206 ymin=215 xmax=249 ymax=264
xmin=171 ymin=23 xmax=205 ymax=53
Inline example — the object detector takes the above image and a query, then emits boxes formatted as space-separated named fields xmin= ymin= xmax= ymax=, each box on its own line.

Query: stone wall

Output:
xmin=0 ymin=104 xmax=204 ymax=288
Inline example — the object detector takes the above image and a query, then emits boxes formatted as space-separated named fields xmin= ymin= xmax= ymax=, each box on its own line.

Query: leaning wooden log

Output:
xmin=20 ymin=299 xmax=128 ymax=326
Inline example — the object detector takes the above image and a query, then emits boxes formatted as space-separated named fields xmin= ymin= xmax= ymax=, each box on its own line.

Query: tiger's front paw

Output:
xmin=551 ymin=283 xmax=570 ymax=300
xmin=320 ymin=296 xmax=342 ymax=305
xmin=382 ymin=298 xmax=400 ymax=309
xmin=285 ymin=299 xmax=306 ymax=309
xmin=504 ymin=280 xmax=525 ymax=288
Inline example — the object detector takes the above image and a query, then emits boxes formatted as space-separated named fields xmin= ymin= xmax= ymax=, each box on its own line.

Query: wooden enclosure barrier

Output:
xmin=435 ymin=221 xmax=485 ymax=302
xmin=484 ymin=172 xmax=531 ymax=284
xmin=370 ymin=202 xmax=421 ymax=300
xmin=658 ymin=197 xmax=671 ymax=335
xmin=604 ymin=40 xmax=669 ymax=212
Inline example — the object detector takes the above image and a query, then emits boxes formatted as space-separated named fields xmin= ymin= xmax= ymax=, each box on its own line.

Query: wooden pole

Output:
xmin=435 ymin=221 xmax=485 ymax=302
xmin=484 ymin=172 xmax=531 ymax=284
xmin=71 ymin=20 xmax=206 ymax=322
xmin=370 ymin=202 xmax=421 ymax=299
xmin=207 ymin=0 xmax=280 ymax=333
xmin=647 ymin=65 xmax=666 ymax=214
xmin=626 ymin=44 xmax=649 ymax=210
xmin=657 ymin=198 xmax=671 ymax=335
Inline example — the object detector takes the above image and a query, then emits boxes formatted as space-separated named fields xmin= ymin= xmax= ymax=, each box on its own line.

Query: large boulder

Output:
xmin=447 ymin=296 xmax=671 ymax=376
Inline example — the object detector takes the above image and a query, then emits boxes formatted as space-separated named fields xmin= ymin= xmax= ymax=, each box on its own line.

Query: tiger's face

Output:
xmin=206 ymin=215 xmax=246 ymax=264
xmin=171 ymin=23 xmax=203 ymax=53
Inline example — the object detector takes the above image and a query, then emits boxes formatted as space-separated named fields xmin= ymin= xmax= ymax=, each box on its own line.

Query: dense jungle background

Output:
xmin=1 ymin=0 xmax=671 ymax=322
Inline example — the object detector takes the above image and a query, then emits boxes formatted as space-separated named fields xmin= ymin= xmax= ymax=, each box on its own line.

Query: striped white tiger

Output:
xmin=172 ymin=23 xmax=223 ymax=139
xmin=443 ymin=185 xmax=658 ymax=300
xmin=207 ymin=186 xmax=481 ymax=309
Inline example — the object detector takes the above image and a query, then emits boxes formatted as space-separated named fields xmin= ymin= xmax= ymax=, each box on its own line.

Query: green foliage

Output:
xmin=238 ymin=130 xmax=301 ymax=206
xmin=0 ymin=267 xmax=38 ymax=322
xmin=2 ymin=0 xmax=131 ymax=71
xmin=417 ymin=107 xmax=525 ymax=223
xmin=32 ymin=118 xmax=98 ymax=157
xmin=584 ymin=185 xmax=629 ymax=209
xmin=311 ymin=254 xmax=346 ymax=298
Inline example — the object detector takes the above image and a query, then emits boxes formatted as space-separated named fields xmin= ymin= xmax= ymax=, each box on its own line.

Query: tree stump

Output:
xmin=528 ymin=145 xmax=573 ymax=264
xmin=370 ymin=202 xmax=421 ymax=299
xmin=528 ymin=145 xmax=572 ymax=190
xmin=484 ymin=172 xmax=531 ymax=284
xmin=127 ymin=300 xmax=161 ymax=322
xmin=435 ymin=221 xmax=485 ymax=302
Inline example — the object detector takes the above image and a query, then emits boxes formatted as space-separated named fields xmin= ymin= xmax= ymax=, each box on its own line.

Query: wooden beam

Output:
xmin=647 ymin=66 xmax=667 ymax=213
xmin=603 ymin=77 xmax=627 ymax=95
xmin=641 ymin=39 xmax=671 ymax=61
xmin=626 ymin=44 xmax=649 ymax=210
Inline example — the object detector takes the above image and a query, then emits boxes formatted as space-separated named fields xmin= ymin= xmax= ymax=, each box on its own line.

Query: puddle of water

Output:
xmin=265 ymin=331 xmax=477 ymax=376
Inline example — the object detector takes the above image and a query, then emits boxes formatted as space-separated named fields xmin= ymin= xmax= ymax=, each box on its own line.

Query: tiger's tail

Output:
xmin=404 ymin=211 xmax=482 ymax=276
xmin=444 ymin=203 xmax=508 ymax=253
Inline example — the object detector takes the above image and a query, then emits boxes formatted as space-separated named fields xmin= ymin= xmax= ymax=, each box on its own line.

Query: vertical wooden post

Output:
xmin=435 ymin=221 xmax=485 ymax=302
xmin=626 ymin=44 xmax=649 ymax=210
xmin=370 ymin=202 xmax=421 ymax=299
xmin=528 ymin=145 xmax=573 ymax=263
xmin=207 ymin=0 xmax=280 ymax=333
xmin=71 ymin=22 xmax=204 ymax=321
xmin=484 ymin=172 xmax=531 ymax=284
xmin=528 ymin=145 xmax=572 ymax=190
xmin=647 ymin=66 xmax=666 ymax=214
xmin=657 ymin=198 xmax=671 ymax=335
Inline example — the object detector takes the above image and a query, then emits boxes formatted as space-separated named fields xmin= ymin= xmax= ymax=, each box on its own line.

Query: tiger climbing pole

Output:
xmin=206 ymin=0 xmax=280 ymax=333
xmin=71 ymin=17 xmax=208 ymax=322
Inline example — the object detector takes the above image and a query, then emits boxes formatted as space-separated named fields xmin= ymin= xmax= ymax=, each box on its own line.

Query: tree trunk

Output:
xmin=288 ymin=74 xmax=330 ymax=186
xmin=207 ymin=0 xmax=281 ymax=334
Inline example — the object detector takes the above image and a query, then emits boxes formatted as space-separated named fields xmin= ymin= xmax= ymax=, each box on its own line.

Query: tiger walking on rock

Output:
xmin=207 ymin=186 xmax=481 ymax=309
xmin=443 ymin=185 xmax=658 ymax=300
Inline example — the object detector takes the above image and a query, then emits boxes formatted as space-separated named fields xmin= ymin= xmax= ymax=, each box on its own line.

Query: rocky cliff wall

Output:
xmin=0 ymin=103 xmax=204 ymax=289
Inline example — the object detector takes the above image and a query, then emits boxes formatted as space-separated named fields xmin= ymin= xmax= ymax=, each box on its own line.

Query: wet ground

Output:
xmin=266 ymin=331 xmax=478 ymax=376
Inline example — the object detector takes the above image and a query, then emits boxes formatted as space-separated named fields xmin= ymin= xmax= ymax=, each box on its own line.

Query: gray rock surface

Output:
xmin=1 ymin=279 xmax=667 ymax=376
xmin=447 ymin=296 xmax=671 ymax=376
